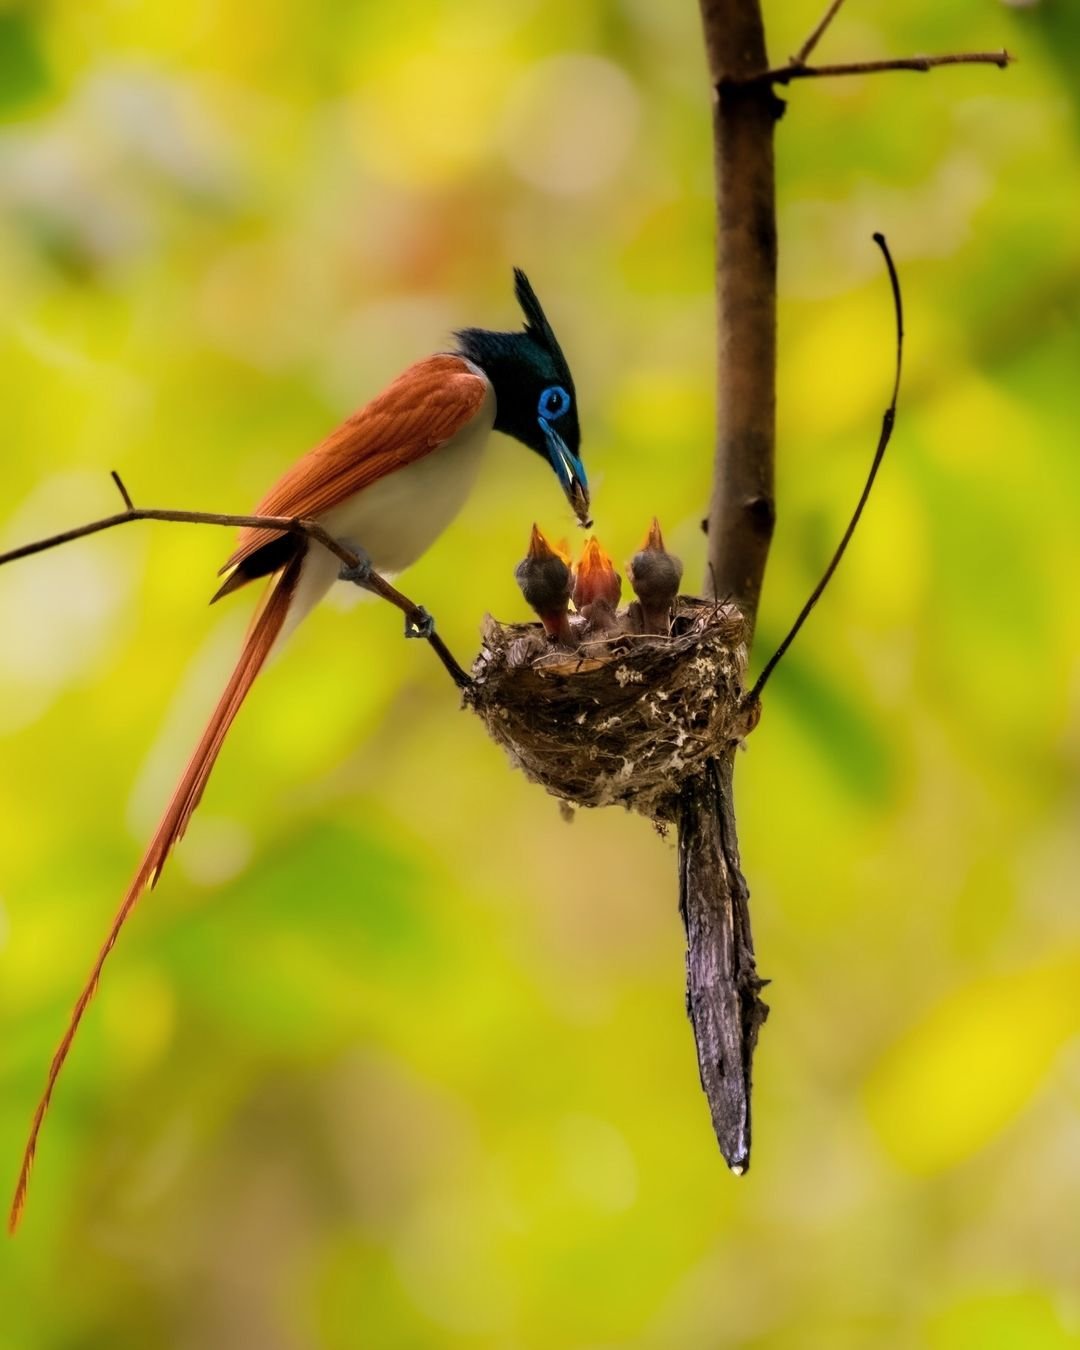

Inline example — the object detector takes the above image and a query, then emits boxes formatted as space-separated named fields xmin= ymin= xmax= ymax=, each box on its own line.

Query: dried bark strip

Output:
xmin=679 ymin=754 xmax=768 ymax=1172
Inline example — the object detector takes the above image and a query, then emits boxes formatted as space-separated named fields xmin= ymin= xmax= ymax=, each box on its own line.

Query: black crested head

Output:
xmin=455 ymin=269 xmax=589 ymax=524
xmin=455 ymin=270 xmax=579 ymax=450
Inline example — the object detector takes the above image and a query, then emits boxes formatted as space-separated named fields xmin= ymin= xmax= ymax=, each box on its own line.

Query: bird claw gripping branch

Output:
xmin=405 ymin=606 xmax=436 ymax=640
xmin=337 ymin=548 xmax=374 ymax=586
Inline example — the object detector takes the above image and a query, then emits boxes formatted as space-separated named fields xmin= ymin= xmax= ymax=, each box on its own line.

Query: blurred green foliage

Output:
xmin=1 ymin=1 xmax=1078 ymax=1346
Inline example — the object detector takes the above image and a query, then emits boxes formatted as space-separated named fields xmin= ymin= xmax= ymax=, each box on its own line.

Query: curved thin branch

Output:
xmin=745 ymin=232 xmax=903 ymax=708
xmin=0 ymin=483 xmax=472 ymax=688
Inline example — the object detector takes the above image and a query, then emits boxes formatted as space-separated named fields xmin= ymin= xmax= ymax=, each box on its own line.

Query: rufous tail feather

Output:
xmin=8 ymin=550 xmax=305 ymax=1233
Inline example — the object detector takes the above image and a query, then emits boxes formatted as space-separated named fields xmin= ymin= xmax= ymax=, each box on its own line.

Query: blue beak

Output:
xmin=540 ymin=418 xmax=591 ymax=527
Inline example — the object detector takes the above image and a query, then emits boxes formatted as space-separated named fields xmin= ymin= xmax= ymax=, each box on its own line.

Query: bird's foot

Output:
xmin=338 ymin=548 xmax=373 ymax=586
xmin=405 ymin=607 xmax=435 ymax=640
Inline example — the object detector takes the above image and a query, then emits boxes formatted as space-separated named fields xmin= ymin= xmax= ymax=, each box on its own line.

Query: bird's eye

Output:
xmin=539 ymin=385 xmax=571 ymax=420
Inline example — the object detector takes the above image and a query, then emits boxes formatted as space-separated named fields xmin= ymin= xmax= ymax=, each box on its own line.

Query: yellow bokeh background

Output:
xmin=1 ymin=1 xmax=1078 ymax=1345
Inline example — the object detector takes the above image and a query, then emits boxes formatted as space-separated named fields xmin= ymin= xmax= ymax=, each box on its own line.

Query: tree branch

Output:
xmin=792 ymin=0 xmax=848 ymax=67
xmin=748 ymin=49 xmax=1013 ymax=87
xmin=682 ymin=0 xmax=779 ymax=1178
xmin=0 ymin=483 xmax=472 ymax=689
xmin=688 ymin=0 xmax=1006 ymax=1182
xmin=110 ymin=469 xmax=135 ymax=511
xmin=745 ymin=232 xmax=903 ymax=708
xmin=699 ymin=0 xmax=779 ymax=644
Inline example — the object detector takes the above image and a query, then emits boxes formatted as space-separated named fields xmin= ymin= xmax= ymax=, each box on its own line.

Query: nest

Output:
xmin=466 ymin=598 xmax=754 ymax=823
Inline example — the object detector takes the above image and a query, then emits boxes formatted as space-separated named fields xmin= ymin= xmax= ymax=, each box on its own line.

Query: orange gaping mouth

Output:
xmin=573 ymin=536 xmax=622 ymax=611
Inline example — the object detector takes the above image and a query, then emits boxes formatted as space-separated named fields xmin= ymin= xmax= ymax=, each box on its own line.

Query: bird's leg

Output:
xmin=337 ymin=545 xmax=374 ymax=587
xmin=335 ymin=541 xmax=435 ymax=641
xmin=404 ymin=606 xmax=436 ymax=640
xmin=331 ymin=539 xmax=465 ymax=683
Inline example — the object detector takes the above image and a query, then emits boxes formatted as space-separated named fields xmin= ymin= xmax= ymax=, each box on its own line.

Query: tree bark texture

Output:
xmin=681 ymin=0 xmax=779 ymax=1173
xmin=699 ymin=0 xmax=779 ymax=637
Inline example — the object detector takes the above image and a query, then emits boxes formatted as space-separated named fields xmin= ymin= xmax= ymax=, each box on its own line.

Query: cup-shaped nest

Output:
xmin=467 ymin=598 xmax=752 ymax=822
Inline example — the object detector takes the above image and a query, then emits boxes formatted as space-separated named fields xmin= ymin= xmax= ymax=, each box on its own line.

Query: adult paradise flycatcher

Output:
xmin=9 ymin=269 xmax=590 ymax=1231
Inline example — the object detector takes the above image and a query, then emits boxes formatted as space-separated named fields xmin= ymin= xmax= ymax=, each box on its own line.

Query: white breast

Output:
xmin=316 ymin=374 xmax=495 ymax=575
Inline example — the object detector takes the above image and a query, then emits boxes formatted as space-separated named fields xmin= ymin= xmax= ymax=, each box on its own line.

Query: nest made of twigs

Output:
xmin=466 ymin=598 xmax=753 ymax=822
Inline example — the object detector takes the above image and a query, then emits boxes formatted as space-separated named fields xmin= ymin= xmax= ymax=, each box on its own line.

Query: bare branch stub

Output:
xmin=792 ymin=0 xmax=848 ymax=67
xmin=110 ymin=470 xmax=135 ymax=511
xmin=759 ymin=0 xmax=1012 ymax=90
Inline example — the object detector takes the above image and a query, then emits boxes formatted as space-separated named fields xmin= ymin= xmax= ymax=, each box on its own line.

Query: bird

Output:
xmin=9 ymin=268 xmax=590 ymax=1232
xmin=515 ymin=524 xmax=575 ymax=645
xmin=573 ymin=536 xmax=623 ymax=636
xmin=627 ymin=518 xmax=682 ymax=635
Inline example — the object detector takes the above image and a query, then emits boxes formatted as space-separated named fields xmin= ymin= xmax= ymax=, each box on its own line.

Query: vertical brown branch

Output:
xmin=699 ymin=0 xmax=779 ymax=643
xmin=680 ymin=0 xmax=778 ymax=1175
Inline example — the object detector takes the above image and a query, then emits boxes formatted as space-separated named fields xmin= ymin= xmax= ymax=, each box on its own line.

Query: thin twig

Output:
xmin=110 ymin=469 xmax=134 ymax=511
xmin=745 ymin=232 xmax=902 ymax=709
xmin=792 ymin=0 xmax=848 ymax=66
xmin=0 ymin=494 xmax=472 ymax=689
xmin=0 ymin=504 xmax=343 ymax=569
xmin=744 ymin=49 xmax=1013 ymax=87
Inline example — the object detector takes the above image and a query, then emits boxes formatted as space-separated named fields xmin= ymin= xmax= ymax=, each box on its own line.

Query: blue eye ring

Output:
xmin=538 ymin=385 xmax=571 ymax=421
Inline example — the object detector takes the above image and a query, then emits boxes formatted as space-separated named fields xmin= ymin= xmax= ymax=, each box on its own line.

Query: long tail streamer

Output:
xmin=9 ymin=551 xmax=304 ymax=1232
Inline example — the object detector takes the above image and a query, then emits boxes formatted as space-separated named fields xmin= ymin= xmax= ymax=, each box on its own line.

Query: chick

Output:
xmin=573 ymin=536 xmax=623 ymax=637
xmin=515 ymin=524 xmax=575 ymax=646
xmin=627 ymin=518 xmax=683 ymax=635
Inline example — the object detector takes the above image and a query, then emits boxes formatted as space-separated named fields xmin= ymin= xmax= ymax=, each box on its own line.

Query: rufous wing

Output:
xmin=218 ymin=354 xmax=488 ymax=588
